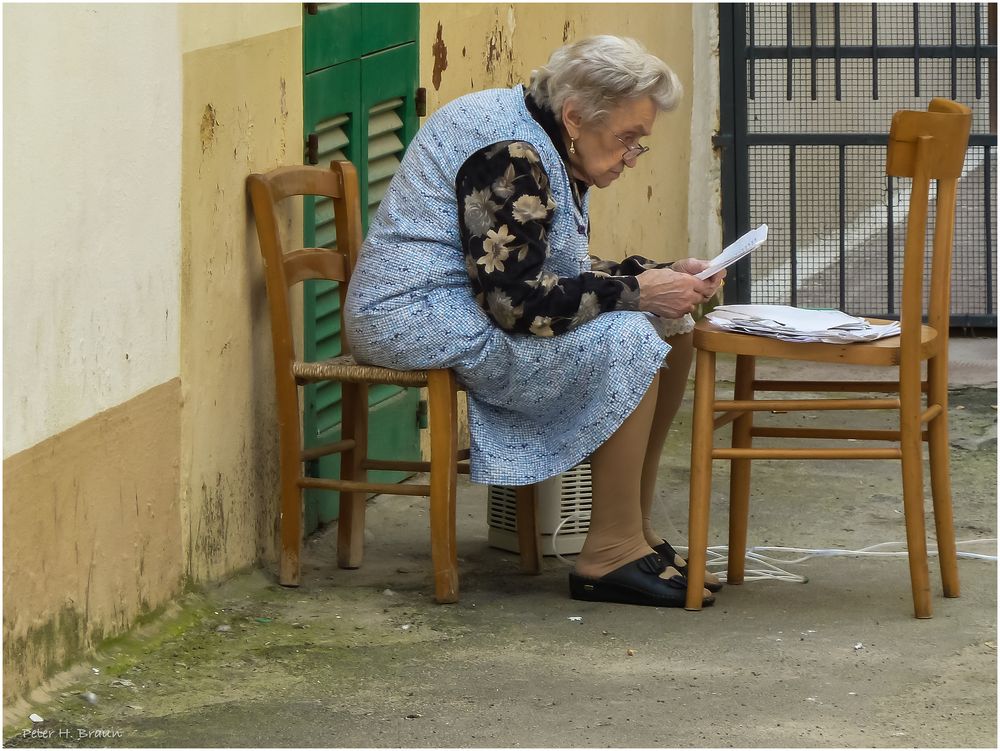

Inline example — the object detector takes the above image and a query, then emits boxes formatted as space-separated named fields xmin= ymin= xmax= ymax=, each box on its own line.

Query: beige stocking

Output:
xmin=574 ymin=372 xmax=661 ymax=579
xmin=640 ymin=331 xmax=694 ymax=547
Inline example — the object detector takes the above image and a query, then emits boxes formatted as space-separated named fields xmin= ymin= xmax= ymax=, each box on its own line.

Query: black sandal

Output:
xmin=569 ymin=552 xmax=715 ymax=608
xmin=653 ymin=540 xmax=724 ymax=593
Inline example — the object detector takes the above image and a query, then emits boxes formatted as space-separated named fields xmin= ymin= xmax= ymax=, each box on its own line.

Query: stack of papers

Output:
xmin=706 ymin=304 xmax=902 ymax=343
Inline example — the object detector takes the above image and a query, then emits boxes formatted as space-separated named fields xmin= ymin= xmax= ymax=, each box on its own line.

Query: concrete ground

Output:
xmin=5 ymin=337 xmax=996 ymax=748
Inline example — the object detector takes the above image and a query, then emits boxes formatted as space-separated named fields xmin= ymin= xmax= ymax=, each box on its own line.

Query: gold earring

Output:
xmin=569 ymin=138 xmax=576 ymax=155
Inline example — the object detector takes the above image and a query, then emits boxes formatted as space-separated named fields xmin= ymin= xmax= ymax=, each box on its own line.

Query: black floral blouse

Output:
xmin=454 ymin=96 xmax=673 ymax=337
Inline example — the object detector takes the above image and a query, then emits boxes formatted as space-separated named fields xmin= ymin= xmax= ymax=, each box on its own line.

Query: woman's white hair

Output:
xmin=528 ymin=35 xmax=682 ymax=123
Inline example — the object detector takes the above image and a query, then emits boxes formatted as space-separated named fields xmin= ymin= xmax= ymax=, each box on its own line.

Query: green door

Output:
xmin=302 ymin=3 xmax=421 ymax=532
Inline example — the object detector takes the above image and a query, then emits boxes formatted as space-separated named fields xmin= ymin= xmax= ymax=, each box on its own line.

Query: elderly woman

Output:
xmin=344 ymin=35 xmax=724 ymax=608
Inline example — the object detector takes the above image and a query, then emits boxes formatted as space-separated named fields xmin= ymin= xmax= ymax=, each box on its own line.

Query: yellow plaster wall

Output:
xmin=3 ymin=381 xmax=183 ymax=708
xmin=420 ymin=3 xmax=696 ymax=264
xmin=180 ymin=3 xmax=301 ymax=53
xmin=180 ymin=24 xmax=304 ymax=582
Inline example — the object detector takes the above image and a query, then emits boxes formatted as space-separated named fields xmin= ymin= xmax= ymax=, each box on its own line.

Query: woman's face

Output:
xmin=562 ymin=96 xmax=658 ymax=189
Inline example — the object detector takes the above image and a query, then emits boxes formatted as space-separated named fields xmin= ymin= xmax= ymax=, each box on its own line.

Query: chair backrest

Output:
xmin=885 ymin=98 xmax=972 ymax=351
xmin=246 ymin=161 xmax=364 ymax=417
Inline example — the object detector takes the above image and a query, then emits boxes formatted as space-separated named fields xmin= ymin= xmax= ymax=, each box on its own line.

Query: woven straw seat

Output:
xmin=293 ymin=355 xmax=430 ymax=387
xmin=684 ymin=99 xmax=971 ymax=619
xmin=247 ymin=161 xmax=541 ymax=603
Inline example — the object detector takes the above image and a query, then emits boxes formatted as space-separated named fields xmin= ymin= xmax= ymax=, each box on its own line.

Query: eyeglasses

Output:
xmin=611 ymin=131 xmax=650 ymax=163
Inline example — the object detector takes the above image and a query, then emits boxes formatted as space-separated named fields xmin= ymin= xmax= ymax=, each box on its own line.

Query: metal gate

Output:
xmin=718 ymin=3 xmax=998 ymax=327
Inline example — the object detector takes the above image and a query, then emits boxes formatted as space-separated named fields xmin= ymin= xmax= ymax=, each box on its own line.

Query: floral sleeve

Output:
xmin=456 ymin=141 xmax=640 ymax=337
xmin=590 ymin=255 xmax=675 ymax=275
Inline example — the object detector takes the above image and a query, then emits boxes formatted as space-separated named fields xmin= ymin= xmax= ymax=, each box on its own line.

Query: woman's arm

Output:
xmin=589 ymin=255 xmax=671 ymax=276
xmin=456 ymin=140 xmax=642 ymax=336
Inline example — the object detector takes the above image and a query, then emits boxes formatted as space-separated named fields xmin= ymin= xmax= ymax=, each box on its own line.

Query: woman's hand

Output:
xmin=671 ymin=257 xmax=726 ymax=299
xmin=635 ymin=266 xmax=718 ymax=319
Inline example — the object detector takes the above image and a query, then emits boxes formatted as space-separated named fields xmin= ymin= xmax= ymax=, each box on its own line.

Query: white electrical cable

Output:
xmin=654 ymin=498 xmax=997 ymax=583
xmin=551 ymin=511 xmax=590 ymax=567
xmin=549 ymin=507 xmax=997 ymax=584
xmin=677 ymin=539 xmax=998 ymax=584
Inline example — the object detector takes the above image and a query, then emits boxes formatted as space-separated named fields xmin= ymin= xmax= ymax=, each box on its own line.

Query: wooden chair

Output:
xmin=247 ymin=161 xmax=541 ymax=603
xmin=684 ymin=99 xmax=973 ymax=618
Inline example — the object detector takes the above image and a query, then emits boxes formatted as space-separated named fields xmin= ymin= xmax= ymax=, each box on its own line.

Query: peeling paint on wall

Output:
xmin=200 ymin=104 xmax=217 ymax=153
xmin=279 ymin=77 xmax=288 ymax=157
xmin=484 ymin=26 xmax=501 ymax=76
xmin=432 ymin=22 xmax=448 ymax=91
xmin=484 ymin=18 xmax=516 ymax=87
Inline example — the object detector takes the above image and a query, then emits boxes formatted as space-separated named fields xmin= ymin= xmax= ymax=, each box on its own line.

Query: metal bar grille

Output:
xmin=721 ymin=2 xmax=998 ymax=327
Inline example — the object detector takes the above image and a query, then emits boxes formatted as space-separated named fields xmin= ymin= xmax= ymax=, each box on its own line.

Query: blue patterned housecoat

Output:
xmin=344 ymin=85 xmax=672 ymax=486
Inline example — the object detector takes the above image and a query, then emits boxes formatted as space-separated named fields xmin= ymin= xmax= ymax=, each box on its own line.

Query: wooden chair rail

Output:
xmin=300 ymin=476 xmax=433 ymax=497
xmin=711 ymin=447 xmax=902 ymax=460
xmin=362 ymin=458 xmax=473 ymax=475
xmin=714 ymin=397 xmax=900 ymax=412
xmin=750 ymin=426 xmax=924 ymax=442
xmin=752 ymin=379 xmax=928 ymax=394
xmin=301 ymin=451 xmax=472 ymax=472
xmin=713 ymin=411 xmax=742 ymax=430
xmin=301 ymin=439 xmax=356 ymax=462
xmin=261 ymin=165 xmax=346 ymax=201
xmin=283 ymin=248 xmax=349 ymax=286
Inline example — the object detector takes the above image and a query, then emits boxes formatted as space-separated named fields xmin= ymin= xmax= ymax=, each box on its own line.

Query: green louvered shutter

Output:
xmin=302 ymin=7 xmax=421 ymax=530
xmin=357 ymin=41 xmax=419 ymax=414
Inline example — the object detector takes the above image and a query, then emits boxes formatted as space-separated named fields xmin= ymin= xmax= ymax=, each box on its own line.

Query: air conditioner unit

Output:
xmin=487 ymin=462 xmax=592 ymax=556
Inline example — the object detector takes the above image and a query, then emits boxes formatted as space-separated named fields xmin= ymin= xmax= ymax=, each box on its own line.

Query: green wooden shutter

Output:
xmin=302 ymin=60 xmax=357 ymax=531
xmin=358 ymin=43 xmax=419 ymax=416
xmin=360 ymin=3 xmax=419 ymax=54
xmin=302 ymin=8 xmax=421 ymax=530
xmin=303 ymin=4 xmax=362 ymax=72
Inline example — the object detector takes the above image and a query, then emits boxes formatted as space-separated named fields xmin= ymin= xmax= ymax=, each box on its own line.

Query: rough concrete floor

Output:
xmin=5 ymin=340 xmax=997 ymax=748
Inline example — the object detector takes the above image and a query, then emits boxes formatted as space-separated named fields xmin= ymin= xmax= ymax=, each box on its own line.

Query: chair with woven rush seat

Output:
xmin=247 ymin=160 xmax=542 ymax=604
xmin=684 ymin=98 xmax=972 ymax=618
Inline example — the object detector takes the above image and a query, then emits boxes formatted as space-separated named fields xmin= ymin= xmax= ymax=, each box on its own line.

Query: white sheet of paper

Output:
xmin=695 ymin=224 xmax=769 ymax=279
xmin=712 ymin=304 xmax=863 ymax=331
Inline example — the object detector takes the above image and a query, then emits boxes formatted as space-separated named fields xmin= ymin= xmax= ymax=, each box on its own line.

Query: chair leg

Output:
xmin=900 ymin=361 xmax=933 ymax=618
xmin=727 ymin=354 xmax=756 ymax=585
xmin=279 ymin=438 xmax=303 ymax=587
xmin=337 ymin=382 xmax=368 ymax=570
xmin=926 ymin=354 xmax=960 ymax=597
xmin=515 ymin=484 xmax=542 ymax=574
xmin=686 ymin=347 xmax=716 ymax=611
xmin=274 ymin=377 xmax=305 ymax=586
xmin=427 ymin=369 xmax=459 ymax=604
